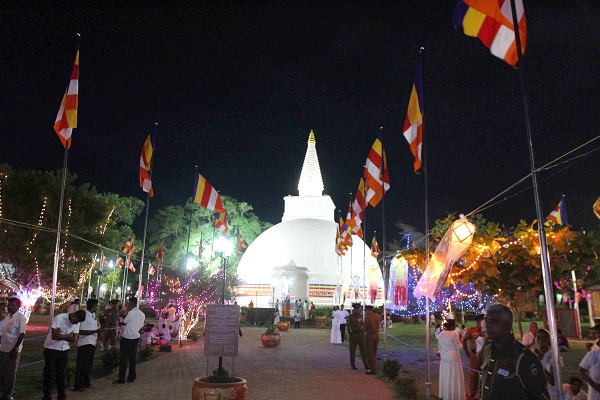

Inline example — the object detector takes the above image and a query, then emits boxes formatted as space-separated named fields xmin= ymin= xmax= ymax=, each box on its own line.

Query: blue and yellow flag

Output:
xmin=545 ymin=196 xmax=568 ymax=226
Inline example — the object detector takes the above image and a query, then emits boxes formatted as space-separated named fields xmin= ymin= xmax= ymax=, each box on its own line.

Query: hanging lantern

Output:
xmin=414 ymin=214 xmax=476 ymax=302
xmin=387 ymin=256 xmax=409 ymax=310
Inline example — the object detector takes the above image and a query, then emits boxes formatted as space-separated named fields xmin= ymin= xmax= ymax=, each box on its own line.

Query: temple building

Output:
xmin=235 ymin=131 xmax=382 ymax=308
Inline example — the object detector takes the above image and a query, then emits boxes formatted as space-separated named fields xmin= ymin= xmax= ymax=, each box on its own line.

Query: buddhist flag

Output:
xmin=215 ymin=211 xmax=229 ymax=236
xmin=54 ymin=49 xmax=80 ymax=149
xmin=148 ymin=264 xmax=155 ymax=275
xmin=156 ymin=240 xmax=164 ymax=263
xmin=453 ymin=0 xmax=526 ymax=67
xmin=364 ymin=135 xmax=390 ymax=208
xmin=594 ymin=197 xmax=600 ymax=220
xmin=116 ymin=256 xmax=124 ymax=269
xmin=545 ymin=196 xmax=568 ymax=226
xmin=350 ymin=179 xmax=365 ymax=239
xmin=139 ymin=135 xmax=154 ymax=197
xmin=343 ymin=202 xmax=354 ymax=246
xmin=403 ymin=54 xmax=423 ymax=173
xmin=122 ymin=237 xmax=133 ymax=255
xmin=127 ymin=258 xmax=136 ymax=272
xmin=340 ymin=217 xmax=352 ymax=247
xmin=371 ymin=236 xmax=381 ymax=258
xmin=101 ymin=256 xmax=107 ymax=267
xmin=193 ymin=173 xmax=226 ymax=212
xmin=236 ymin=232 xmax=248 ymax=256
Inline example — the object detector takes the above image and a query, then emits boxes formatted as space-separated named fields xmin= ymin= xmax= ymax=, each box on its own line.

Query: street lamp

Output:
xmin=186 ymin=257 xmax=197 ymax=271
xmin=214 ymin=235 xmax=233 ymax=372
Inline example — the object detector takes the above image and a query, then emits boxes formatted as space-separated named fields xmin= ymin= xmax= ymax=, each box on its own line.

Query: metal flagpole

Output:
xmin=109 ymin=255 xmax=117 ymax=300
xmin=362 ymin=176 xmax=367 ymax=317
xmin=85 ymin=257 xmax=94 ymax=300
xmin=122 ymin=255 xmax=129 ymax=300
xmin=509 ymin=0 xmax=561 ymax=391
xmin=381 ymin=128 xmax=388 ymax=358
xmin=138 ymin=123 xmax=158 ymax=299
xmin=416 ymin=46 xmax=432 ymax=400
xmin=50 ymin=146 xmax=69 ymax=321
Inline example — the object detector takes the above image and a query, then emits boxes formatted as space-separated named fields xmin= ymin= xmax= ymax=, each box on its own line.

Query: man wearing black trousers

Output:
xmin=113 ymin=297 xmax=145 ymax=384
xmin=74 ymin=299 xmax=103 ymax=392
xmin=42 ymin=309 xmax=86 ymax=400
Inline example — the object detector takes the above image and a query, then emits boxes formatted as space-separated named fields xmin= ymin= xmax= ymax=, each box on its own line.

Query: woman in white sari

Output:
xmin=438 ymin=318 xmax=466 ymax=399
xmin=330 ymin=306 xmax=341 ymax=344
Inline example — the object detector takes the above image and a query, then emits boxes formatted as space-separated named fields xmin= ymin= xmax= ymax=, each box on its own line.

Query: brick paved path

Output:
xmin=68 ymin=326 xmax=394 ymax=400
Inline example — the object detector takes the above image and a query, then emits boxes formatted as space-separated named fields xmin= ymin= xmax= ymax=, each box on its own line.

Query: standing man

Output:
xmin=521 ymin=321 xmax=538 ymax=349
xmin=462 ymin=314 xmax=485 ymax=400
xmin=101 ymin=299 xmax=119 ymax=350
xmin=363 ymin=305 xmax=380 ymax=375
xmin=114 ymin=297 xmax=145 ymax=384
xmin=74 ymin=299 xmax=103 ymax=392
xmin=338 ymin=304 xmax=349 ymax=343
xmin=0 ymin=297 xmax=26 ymax=400
xmin=347 ymin=303 xmax=368 ymax=371
xmin=480 ymin=304 xmax=549 ymax=400
xmin=42 ymin=309 xmax=86 ymax=400
xmin=67 ymin=298 xmax=80 ymax=314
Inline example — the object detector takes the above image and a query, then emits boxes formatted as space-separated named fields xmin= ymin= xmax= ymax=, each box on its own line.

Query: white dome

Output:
xmin=236 ymin=218 xmax=381 ymax=307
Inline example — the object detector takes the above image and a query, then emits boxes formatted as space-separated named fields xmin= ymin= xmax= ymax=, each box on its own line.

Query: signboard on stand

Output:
xmin=204 ymin=304 xmax=240 ymax=357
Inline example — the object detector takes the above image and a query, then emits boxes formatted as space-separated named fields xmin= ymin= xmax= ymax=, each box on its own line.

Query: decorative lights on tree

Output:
xmin=16 ymin=287 xmax=44 ymax=322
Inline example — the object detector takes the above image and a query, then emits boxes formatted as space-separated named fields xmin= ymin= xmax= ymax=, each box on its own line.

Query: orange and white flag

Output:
xmin=54 ymin=50 xmax=79 ymax=149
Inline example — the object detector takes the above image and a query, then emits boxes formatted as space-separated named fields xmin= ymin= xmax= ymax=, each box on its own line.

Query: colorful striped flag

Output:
xmin=350 ymin=179 xmax=365 ymax=239
xmin=453 ymin=0 xmax=526 ymax=67
xmin=116 ymin=256 xmax=124 ymax=269
xmin=339 ymin=217 xmax=352 ymax=247
xmin=156 ymin=240 xmax=164 ymax=263
xmin=139 ymin=134 xmax=154 ymax=197
xmin=54 ymin=50 xmax=79 ymax=149
xmin=371 ymin=236 xmax=381 ymax=258
xmin=215 ymin=211 xmax=229 ymax=236
xmin=236 ymin=232 xmax=248 ymax=256
xmin=122 ymin=237 xmax=133 ymax=255
xmin=343 ymin=202 xmax=354 ymax=246
xmin=193 ymin=173 xmax=226 ymax=212
xmin=364 ymin=135 xmax=390 ymax=208
xmin=545 ymin=197 xmax=568 ymax=226
xmin=594 ymin=197 xmax=600 ymax=220
xmin=127 ymin=258 xmax=136 ymax=273
xmin=403 ymin=54 xmax=424 ymax=173
xmin=148 ymin=264 xmax=155 ymax=275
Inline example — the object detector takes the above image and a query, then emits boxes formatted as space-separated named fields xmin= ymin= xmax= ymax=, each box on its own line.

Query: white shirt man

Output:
xmin=115 ymin=297 xmax=145 ymax=384
xmin=0 ymin=297 xmax=26 ymax=400
xmin=521 ymin=321 xmax=538 ymax=349
xmin=74 ymin=299 xmax=102 ymax=391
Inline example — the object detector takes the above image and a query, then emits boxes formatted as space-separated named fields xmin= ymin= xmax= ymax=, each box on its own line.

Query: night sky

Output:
xmin=1 ymin=1 xmax=599 ymax=240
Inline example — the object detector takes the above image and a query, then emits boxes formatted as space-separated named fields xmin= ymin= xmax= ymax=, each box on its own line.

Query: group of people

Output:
xmin=41 ymin=296 xmax=146 ymax=400
xmin=345 ymin=303 xmax=380 ymax=375
xmin=435 ymin=305 xmax=591 ymax=400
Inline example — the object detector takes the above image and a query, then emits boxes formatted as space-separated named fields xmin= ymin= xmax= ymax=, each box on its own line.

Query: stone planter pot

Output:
xmin=260 ymin=332 xmax=281 ymax=348
xmin=192 ymin=377 xmax=247 ymax=400
xmin=315 ymin=315 xmax=327 ymax=328
xmin=276 ymin=321 xmax=290 ymax=332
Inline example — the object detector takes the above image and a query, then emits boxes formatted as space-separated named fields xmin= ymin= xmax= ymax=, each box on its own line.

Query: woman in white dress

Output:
xmin=535 ymin=329 xmax=563 ymax=400
xmin=330 ymin=306 xmax=341 ymax=344
xmin=437 ymin=319 xmax=466 ymax=400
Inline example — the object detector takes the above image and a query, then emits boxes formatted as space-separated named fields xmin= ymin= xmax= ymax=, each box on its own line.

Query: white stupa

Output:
xmin=235 ymin=131 xmax=382 ymax=308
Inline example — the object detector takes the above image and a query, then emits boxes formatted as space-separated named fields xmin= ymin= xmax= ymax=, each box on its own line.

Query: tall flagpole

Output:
xmin=509 ymin=0 xmax=561 ymax=391
xmin=138 ymin=123 xmax=158 ymax=299
xmin=380 ymin=128 xmax=388 ymax=359
xmin=416 ymin=46 xmax=432 ymax=400
xmin=50 ymin=147 xmax=69 ymax=321
xmin=109 ymin=255 xmax=117 ymax=300
xmin=362 ymin=174 xmax=367 ymax=316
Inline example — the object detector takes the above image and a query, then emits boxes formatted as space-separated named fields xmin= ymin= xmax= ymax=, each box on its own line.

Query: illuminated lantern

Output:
xmin=414 ymin=215 xmax=476 ymax=301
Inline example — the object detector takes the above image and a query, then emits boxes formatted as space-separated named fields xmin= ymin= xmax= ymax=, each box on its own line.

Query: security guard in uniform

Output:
xmin=347 ymin=303 xmax=368 ymax=371
xmin=480 ymin=303 xmax=549 ymax=400
xmin=363 ymin=305 xmax=380 ymax=375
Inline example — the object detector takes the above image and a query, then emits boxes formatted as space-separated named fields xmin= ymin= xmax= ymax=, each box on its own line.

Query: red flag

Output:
xmin=156 ymin=240 xmax=164 ymax=263
xmin=403 ymin=54 xmax=423 ymax=172
xmin=193 ymin=173 xmax=226 ymax=212
xmin=139 ymin=135 xmax=154 ymax=197
xmin=364 ymin=135 xmax=390 ymax=208
xmin=54 ymin=50 xmax=79 ymax=149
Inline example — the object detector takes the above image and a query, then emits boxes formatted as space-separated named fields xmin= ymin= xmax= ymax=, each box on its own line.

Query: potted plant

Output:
xmin=312 ymin=307 xmax=328 ymax=328
xmin=276 ymin=320 xmax=290 ymax=331
xmin=260 ymin=324 xmax=282 ymax=348
xmin=192 ymin=367 xmax=247 ymax=400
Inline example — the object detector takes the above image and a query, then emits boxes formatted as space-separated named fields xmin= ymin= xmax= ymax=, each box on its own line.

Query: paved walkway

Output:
xmin=68 ymin=326 xmax=394 ymax=400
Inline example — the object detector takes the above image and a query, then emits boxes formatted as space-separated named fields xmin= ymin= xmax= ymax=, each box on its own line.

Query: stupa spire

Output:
xmin=297 ymin=130 xmax=324 ymax=197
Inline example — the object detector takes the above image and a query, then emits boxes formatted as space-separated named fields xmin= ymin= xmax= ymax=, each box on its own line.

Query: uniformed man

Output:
xmin=101 ymin=299 xmax=120 ymax=349
xmin=480 ymin=303 xmax=549 ymax=400
xmin=363 ymin=305 xmax=380 ymax=375
xmin=462 ymin=313 xmax=485 ymax=399
xmin=347 ymin=303 xmax=368 ymax=371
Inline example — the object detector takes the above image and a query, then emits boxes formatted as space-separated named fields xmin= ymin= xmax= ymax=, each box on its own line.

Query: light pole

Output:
xmin=214 ymin=236 xmax=233 ymax=373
